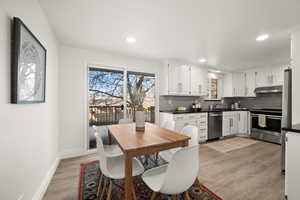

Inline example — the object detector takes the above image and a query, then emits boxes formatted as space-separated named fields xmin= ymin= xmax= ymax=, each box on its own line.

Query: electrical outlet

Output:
xmin=168 ymin=99 xmax=172 ymax=105
xmin=17 ymin=194 xmax=24 ymax=200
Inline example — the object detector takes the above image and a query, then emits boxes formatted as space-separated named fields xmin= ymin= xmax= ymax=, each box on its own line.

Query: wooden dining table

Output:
xmin=107 ymin=122 xmax=190 ymax=200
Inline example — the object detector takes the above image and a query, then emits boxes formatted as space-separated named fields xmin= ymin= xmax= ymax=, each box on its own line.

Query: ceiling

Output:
xmin=39 ymin=0 xmax=300 ymax=70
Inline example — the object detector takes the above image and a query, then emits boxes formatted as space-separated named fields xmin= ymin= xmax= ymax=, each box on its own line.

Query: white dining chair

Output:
xmin=119 ymin=118 xmax=134 ymax=124
xmin=142 ymin=145 xmax=200 ymax=199
xmin=159 ymin=125 xmax=198 ymax=162
xmin=95 ymin=132 xmax=144 ymax=200
xmin=92 ymin=126 xmax=123 ymax=157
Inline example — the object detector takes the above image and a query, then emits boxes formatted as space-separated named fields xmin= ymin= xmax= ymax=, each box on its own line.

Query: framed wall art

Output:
xmin=11 ymin=17 xmax=46 ymax=104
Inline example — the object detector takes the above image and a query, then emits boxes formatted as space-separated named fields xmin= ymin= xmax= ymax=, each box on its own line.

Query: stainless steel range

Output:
xmin=250 ymin=108 xmax=282 ymax=144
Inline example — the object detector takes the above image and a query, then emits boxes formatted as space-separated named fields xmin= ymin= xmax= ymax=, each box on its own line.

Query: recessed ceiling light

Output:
xmin=126 ymin=36 xmax=136 ymax=43
xmin=199 ymin=58 xmax=207 ymax=63
xmin=256 ymin=34 xmax=269 ymax=41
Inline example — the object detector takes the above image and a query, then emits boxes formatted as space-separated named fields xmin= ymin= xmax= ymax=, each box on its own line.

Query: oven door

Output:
xmin=251 ymin=114 xmax=282 ymax=132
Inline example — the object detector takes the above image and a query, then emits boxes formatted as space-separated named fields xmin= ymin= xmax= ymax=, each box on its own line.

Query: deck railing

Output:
xmin=89 ymin=105 xmax=155 ymax=126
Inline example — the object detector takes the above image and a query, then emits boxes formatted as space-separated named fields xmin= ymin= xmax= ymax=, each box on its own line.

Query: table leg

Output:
xmin=125 ymin=153 xmax=133 ymax=200
xmin=108 ymin=129 xmax=112 ymax=145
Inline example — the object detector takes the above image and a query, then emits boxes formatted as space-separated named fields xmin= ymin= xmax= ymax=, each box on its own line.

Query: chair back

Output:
xmin=94 ymin=132 xmax=111 ymax=177
xmin=160 ymin=145 xmax=199 ymax=194
xmin=119 ymin=118 xmax=134 ymax=124
xmin=161 ymin=121 xmax=175 ymax=131
xmin=181 ymin=125 xmax=198 ymax=146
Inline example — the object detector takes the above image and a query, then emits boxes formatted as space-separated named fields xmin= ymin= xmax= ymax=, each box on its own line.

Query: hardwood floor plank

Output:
xmin=43 ymin=137 xmax=284 ymax=200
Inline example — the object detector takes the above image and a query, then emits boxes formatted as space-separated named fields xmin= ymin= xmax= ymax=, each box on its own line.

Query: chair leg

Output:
xmin=99 ymin=177 xmax=108 ymax=200
xmin=106 ymin=180 xmax=113 ymax=200
xmin=131 ymin=185 xmax=137 ymax=200
xmin=155 ymin=153 xmax=159 ymax=163
xmin=184 ymin=191 xmax=191 ymax=200
xmin=96 ymin=173 xmax=103 ymax=197
xmin=150 ymin=192 xmax=157 ymax=200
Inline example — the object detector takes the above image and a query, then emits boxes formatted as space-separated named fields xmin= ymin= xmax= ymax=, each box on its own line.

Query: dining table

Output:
xmin=107 ymin=122 xmax=190 ymax=200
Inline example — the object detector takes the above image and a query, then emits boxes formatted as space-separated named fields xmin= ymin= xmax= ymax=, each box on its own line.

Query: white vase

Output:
xmin=135 ymin=110 xmax=146 ymax=129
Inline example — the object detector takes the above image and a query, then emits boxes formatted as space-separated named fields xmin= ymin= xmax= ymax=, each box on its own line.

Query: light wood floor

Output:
xmin=43 ymin=137 xmax=284 ymax=200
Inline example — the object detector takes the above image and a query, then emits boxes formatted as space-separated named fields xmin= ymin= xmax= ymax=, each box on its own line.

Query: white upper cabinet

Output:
xmin=222 ymin=65 xmax=285 ymax=97
xmin=160 ymin=60 xmax=208 ymax=96
xmin=168 ymin=63 xmax=190 ymax=95
xmin=245 ymin=71 xmax=256 ymax=97
xmin=232 ymin=72 xmax=245 ymax=96
xmin=222 ymin=73 xmax=233 ymax=97
xmin=190 ymin=65 xmax=208 ymax=96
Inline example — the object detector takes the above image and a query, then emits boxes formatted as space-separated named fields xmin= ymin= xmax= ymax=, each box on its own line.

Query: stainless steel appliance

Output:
xmin=254 ymin=85 xmax=283 ymax=94
xmin=250 ymin=108 xmax=282 ymax=144
xmin=281 ymin=68 xmax=292 ymax=173
xmin=208 ymin=112 xmax=222 ymax=139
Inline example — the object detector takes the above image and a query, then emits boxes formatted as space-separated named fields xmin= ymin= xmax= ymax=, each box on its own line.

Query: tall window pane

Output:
xmin=126 ymin=72 xmax=155 ymax=123
xmin=88 ymin=67 xmax=124 ymax=149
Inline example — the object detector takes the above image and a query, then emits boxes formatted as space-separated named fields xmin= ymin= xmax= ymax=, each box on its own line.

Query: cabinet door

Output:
xmin=245 ymin=71 xmax=256 ymax=96
xmin=190 ymin=66 xmax=208 ymax=96
xmin=222 ymin=113 xmax=231 ymax=136
xmin=190 ymin=66 xmax=202 ymax=96
xmin=286 ymin=133 xmax=300 ymax=199
xmin=230 ymin=111 xmax=239 ymax=135
xmin=222 ymin=73 xmax=233 ymax=97
xmin=237 ymin=111 xmax=248 ymax=134
xmin=168 ymin=64 xmax=190 ymax=95
xmin=232 ymin=72 xmax=245 ymax=96
xmin=256 ymin=68 xmax=271 ymax=87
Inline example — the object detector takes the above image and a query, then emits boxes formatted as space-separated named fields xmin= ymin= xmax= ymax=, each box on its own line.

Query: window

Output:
xmin=88 ymin=66 xmax=156 ymax=149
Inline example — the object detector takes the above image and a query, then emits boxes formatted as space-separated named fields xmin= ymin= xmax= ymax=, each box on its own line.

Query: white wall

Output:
xmin=58 ymin=45 xmax=162 ymax=157
xmin=0 ymin=1 xmax=60 ymax=200
xmin=291 ymin=31 xmax=300 ymax=124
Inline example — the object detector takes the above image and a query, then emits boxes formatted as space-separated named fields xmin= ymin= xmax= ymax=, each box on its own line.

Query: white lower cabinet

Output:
xmin=223 ymin=111 xmax=248 ymax=136
xmin=160 ymin=112 xmax=208 ymax=142
xmin=237 ymin=111 xmax=248 ymax=135
xmin=286 ymin=132 xmax=300 ymax=200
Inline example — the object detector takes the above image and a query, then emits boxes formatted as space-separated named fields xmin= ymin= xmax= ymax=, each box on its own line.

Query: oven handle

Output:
xmin=251 ymin=114 xmax=282 ymax=119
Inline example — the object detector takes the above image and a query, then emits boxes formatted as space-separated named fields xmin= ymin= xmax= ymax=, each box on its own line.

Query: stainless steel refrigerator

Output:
xmin=281 ymin=68 xmax=292 ymax=173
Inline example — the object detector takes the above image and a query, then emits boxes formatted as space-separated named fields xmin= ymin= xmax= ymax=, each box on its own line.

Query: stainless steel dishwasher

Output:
xmin=208 ymin=112 xmax=223 ymax=139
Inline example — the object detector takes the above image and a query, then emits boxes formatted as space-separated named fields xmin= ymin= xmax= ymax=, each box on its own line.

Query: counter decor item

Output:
xmin=135 ymin=105 xmax=146 ymax=131
xmin=176 ymin=105 xmax=187 ymax=112
xmin=11 ymin=17 xmax=47 ymax=104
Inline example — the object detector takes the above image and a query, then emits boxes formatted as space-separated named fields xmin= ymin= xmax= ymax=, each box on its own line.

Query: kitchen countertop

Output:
xmin=282 ymin=124 xmax=300 ymax=133
xmin=160 ymin=108 xmax=249 ymax=114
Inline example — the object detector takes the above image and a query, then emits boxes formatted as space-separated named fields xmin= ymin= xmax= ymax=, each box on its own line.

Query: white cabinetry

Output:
xmin=237 ymin=111 xmax=248 ymax=135
xmin=232 ymin=72 xmax=245 ymax=96
xmin=223 ymin=66 xmax=285 ymax=97
xmin=159 ymin=112 xmax=208 ymax=142
xmin=223 ymin=112 xmax=238 ymax=136
xmin=286 ymin=132 xmax=300 ymax=200
xmin=245 ymin=71 xmax=256 ymax=97
xmin=190 ymin=66 xmax=208 ymax=96
xmin=168 ymin=64 xmax=190 ymax=95
xmin=160 ymin=61 xmax=208 ymax=96
xmin=223 ymin=111 xmax=248 ymax=136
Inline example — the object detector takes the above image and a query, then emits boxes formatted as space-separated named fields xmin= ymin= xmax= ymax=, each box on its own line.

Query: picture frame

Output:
xmin=11 ymin=17 xmax=47 ymax=104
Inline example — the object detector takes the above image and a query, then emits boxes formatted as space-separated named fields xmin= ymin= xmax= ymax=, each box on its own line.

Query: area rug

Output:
xmin=203 ymin=137 xmax=259 ymax=153
xmin=78 ymin=155 xmax=223 ymax=200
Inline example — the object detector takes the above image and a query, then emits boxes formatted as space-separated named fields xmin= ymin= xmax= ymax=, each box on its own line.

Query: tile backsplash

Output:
xmin=159 ymin=93 xmax=282 ymax=111
xmin=159 ymin=96 xmax=202 ymax=111
xmin=223 ymin=93 xmax=282 ymax=109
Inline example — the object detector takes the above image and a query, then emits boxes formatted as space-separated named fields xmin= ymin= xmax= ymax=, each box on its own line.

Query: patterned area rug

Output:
xmin=78 ymin=155 xmax=223 ymax=200
xmin=203 ymin=137 xmax=259 ymax=153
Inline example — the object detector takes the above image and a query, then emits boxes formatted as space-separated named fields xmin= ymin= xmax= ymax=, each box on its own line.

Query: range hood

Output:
xmin=254 ymin=85 xmax=283 ymax=94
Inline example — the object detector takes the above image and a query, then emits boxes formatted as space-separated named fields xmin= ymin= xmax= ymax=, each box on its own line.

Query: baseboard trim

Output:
xmin=32 ymin=157 xmax=60 ymax=200
xmin=59 ymin=148 xmax=96 ymax=160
